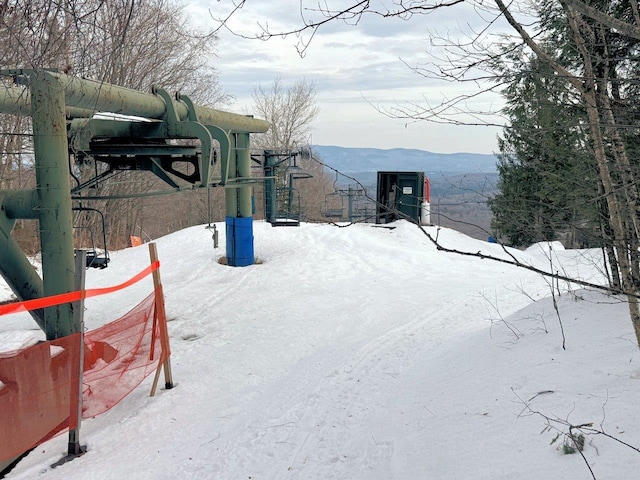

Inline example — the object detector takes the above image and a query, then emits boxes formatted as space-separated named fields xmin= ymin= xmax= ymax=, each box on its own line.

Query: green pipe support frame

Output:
xmin=0 ymin=69 xmax=270 ymax=338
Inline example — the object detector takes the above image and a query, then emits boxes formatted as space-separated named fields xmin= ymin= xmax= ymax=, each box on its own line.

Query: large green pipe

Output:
xmin=0 ymin=71 xmax=270 ymax=134
xmin=31 ymin=72 xmax=75 ymax=340
xmin=2 ymin=189 xmax=39 ymax=219
xmin=236 ymin=133 xmax=252 ymax=218
xmin=0 ymin=188 xmax=43 ymax=328
xmin=0 ymin=84 xmax=32 ymax=116
xmin=0 ymin=204 xmax=45 ymax=329
xmin=0 ymin=84 xmax=100 ymax=118
xmin=225 ymin=135 xmax=238 ymax=217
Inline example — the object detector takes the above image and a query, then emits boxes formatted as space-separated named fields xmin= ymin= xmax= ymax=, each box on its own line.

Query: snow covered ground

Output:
xmin=1 ymin=220 xmax=639 ymax=479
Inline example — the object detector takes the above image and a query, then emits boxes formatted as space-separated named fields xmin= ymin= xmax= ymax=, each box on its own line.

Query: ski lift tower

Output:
xmin=261 ymin=150 xmax=313 ymax=226
xmin=0 ymin=69 xmax=269 ymax=341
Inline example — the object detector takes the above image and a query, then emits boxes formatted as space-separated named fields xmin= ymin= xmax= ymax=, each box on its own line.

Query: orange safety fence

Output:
xmin=0 ymin=260 xmax=170 ymax=464
xmin=0 ymin=261 xmax=159 ymax=316
xmin=82 ymin=291 xmax=168 ymax=418
xmin=0 ymin=333 xmax=81 ymax=463
xmin=129 ymin=235 xmax=143 ymax=247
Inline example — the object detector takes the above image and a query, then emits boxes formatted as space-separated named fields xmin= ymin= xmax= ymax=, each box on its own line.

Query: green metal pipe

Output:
xmin=31 ymin=71 xmax=75 ymax=340
xmin=236 ymin=133 xmax=252 ymax=218
xmin=0 ymin=72 xmax=270 ymax=133
xmin=0 ymin=84 xmax=99 ymax=118
xmin=225 ymin=134 xmax=238 ymax=217
xmin=0 ymin=206 xmax=45 ymax=329
xmin=0 ymin=84 xmax=31 ymax=116
xmin=1 ymin=189 xmax=39 ymax=219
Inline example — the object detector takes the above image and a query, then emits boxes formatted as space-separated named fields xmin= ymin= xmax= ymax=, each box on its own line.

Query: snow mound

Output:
xmin=526 ymin=240 xmax=566 ymax=254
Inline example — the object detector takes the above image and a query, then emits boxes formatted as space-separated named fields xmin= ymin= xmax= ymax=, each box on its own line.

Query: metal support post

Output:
xmin=348 ymin=185 xmax=354 ymax=222
xmin=224 ymin=134 xmax=237 ymax=264
xmin=237 ymin=133 xmax=252 ymax=218
xmin=224 ymin=133 xmax=254 ymax=266
xmin=31 ymin=71 xmax=75 ymax=340
xmin=68 ymin=250 xmax=86 ymax=457
xmin=225 ymin=135 xmax=238 ymax=218
xmin=263 ymin=151 xmax=277 ymax=223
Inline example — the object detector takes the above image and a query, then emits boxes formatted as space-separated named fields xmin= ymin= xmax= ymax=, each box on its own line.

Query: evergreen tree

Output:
xmin=491 ymin=52 xmax=600 ymax=247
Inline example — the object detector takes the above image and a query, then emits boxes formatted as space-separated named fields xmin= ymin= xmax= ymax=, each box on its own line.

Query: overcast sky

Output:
xmin=186 ymin=1 xmax=507 ymax=155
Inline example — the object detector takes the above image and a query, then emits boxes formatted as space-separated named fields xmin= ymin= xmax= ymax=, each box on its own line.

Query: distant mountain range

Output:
xmin=312 ymin=145 xmax=498 ymax=176
xmin=310 ymin=145 xmax=498 ymax=240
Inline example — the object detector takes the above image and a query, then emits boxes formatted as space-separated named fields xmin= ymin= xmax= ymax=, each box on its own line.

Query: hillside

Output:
xmin=2 ymin=221 xmax=639 ymax=479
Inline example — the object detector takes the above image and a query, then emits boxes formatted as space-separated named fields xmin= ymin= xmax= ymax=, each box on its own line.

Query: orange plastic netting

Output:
xmin=0 ymin=333 xmax=81 ymax=463
xmin=0 ymin=290 xmax=169 ymax=464
xmin=82 ymin=291 xmax=168 ymax=418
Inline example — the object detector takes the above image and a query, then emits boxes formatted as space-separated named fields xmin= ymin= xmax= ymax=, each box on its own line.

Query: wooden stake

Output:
xmin=148 ymin=243 xmax=174 ymax=396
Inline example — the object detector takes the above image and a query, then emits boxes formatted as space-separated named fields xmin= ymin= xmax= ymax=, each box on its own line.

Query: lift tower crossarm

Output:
xmin=0 ymin=70 xmax=270 ymax=134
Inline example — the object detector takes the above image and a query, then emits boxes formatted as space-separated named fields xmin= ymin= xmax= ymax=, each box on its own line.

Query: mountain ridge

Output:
xmin=312 ymin=145 xmax=498 ymax=175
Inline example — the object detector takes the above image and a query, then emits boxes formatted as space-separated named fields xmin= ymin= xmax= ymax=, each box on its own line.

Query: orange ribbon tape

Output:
xmin=0 ymin=261 xmax=160 ymax=316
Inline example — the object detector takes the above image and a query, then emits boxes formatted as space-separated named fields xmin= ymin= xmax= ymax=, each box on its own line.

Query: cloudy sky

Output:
xmin=186 ymin=1 xmax=508 ymax=154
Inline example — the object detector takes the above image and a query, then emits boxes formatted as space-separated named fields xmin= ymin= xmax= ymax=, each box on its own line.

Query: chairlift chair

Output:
xmin=322 ymin=171 xmax=344 ymax=218
xmin=72 ymin=207 xmax=110 ymax=269
xmin=322 ymin=191 xmax=344 ymax=218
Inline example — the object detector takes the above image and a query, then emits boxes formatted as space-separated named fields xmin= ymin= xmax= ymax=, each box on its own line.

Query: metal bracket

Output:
xmin=205 ymin=124 xmax=231 ymax=186
xmin=178 ymin=93 xmax=231 ymax=186
xmin=153 ymin=87 xmax=231 ymax=187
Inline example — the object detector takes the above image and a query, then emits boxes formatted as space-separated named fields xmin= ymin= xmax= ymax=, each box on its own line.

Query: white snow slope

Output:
xmin=1 ymin=221 xmax=639 ymax=479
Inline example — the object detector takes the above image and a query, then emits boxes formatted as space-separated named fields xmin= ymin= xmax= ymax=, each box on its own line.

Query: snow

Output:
xmin=0 ymin=331 xmax=40 ymax=352
xmin=1 ymin=221 xmax=639 ymax=479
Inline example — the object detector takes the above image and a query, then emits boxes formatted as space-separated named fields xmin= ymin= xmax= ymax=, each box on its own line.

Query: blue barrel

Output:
xmin=225 ymin=217 xmax=254 ymax=267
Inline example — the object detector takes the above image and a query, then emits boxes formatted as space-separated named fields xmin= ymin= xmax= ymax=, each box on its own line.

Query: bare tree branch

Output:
xmin=493 ymin=0 xmax=586 ymax=96
xmin=211 ymin=0 xmax=466 ymax=56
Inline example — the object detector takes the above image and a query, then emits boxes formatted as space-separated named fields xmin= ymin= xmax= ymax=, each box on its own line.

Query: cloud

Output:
xmin=185 ymin=0 xmax=503 ymax=154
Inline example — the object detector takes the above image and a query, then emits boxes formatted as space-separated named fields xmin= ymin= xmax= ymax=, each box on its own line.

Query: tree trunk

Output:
xmin=627 ymin=295 xmax=640 ymax=346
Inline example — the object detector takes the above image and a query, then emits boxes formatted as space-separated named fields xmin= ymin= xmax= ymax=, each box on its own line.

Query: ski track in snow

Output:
xmin=206 ymin=297 xmax=480 ymax=479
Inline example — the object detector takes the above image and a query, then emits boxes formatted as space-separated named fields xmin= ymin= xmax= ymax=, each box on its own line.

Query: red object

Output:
xmin=425 ymin=177 xmax=431 ymax=203
xmin=82 ymin=292 xmax=165 ymax=418
xmin=0 ymin=261 xmax=159 ymax=316
xmin=0 ymin=334 xmax=81 ymax=463
xmin=129 ymin=235 xmax=143 ymax=247
xmin=0 ymin=292 xmax=167 ymax=463
xmin=0 ymin=259 xmax=171 ymax=464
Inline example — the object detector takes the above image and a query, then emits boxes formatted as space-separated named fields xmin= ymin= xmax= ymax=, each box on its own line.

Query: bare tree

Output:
xmin=0 ymin=0 xmax=231 ymax=251
xmin=251 ymin=77 xmax=319 ymax=150
xmin=250 ymin=77 xmax=333 ymax=221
